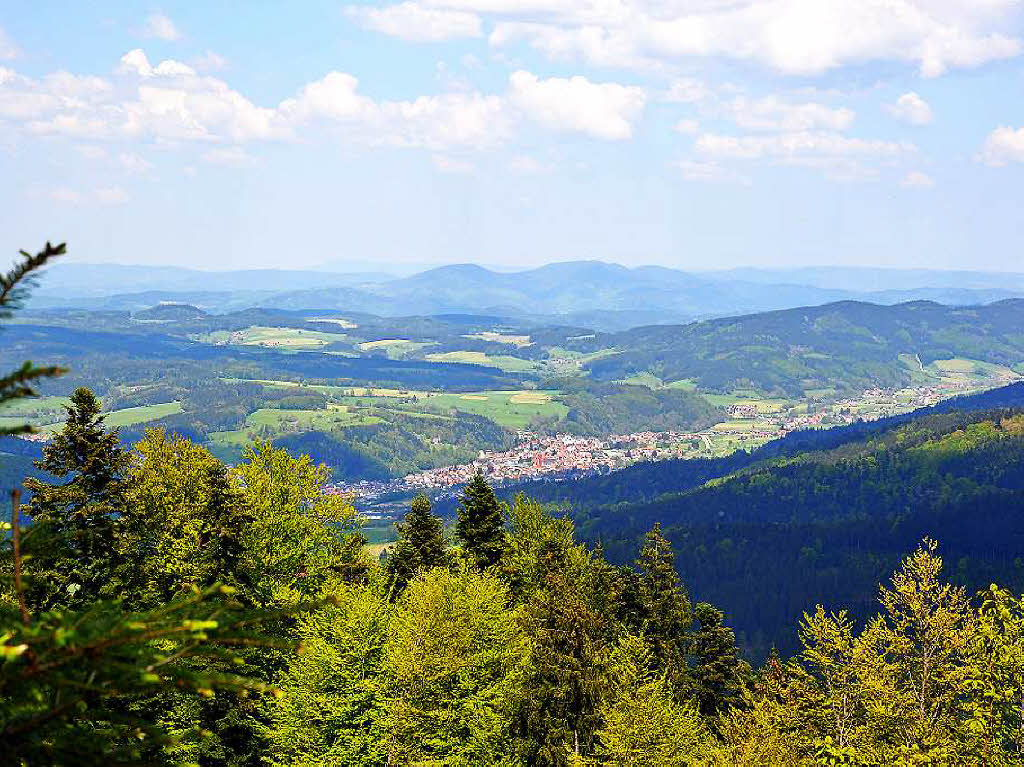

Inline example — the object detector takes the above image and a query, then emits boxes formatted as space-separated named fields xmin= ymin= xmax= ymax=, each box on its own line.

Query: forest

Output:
xmin=4 ymin=245 xmax=1024 ymax=766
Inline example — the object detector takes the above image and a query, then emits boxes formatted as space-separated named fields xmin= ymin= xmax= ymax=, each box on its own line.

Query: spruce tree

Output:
xmin=455 ymin=471 xmax=506 ymax=570
xmin=635 ymin=523 xmax=692 ymax=697
xmin=691 ymin=601 xmax=749 ymax=717
xmin=24 ymin=386 xmax=128 ymax=609
xmin=385 ymin=494 xmax=447 ymax=597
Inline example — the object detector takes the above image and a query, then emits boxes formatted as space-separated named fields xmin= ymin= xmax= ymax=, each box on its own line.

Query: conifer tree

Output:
xmin=23 ymin=386 xmax=128 ymax=609
xmin=385 ymin=494 xmax=447 ymax=598
xmin=455 ymin=471 xmax=506 ymax=570
xmin=519 ymin=540 xmax=612 ymax=766
xmin=635 ymin=523 xmax=692 ymax=696
xmin=691 ymin=601 xmax=750 ymax=717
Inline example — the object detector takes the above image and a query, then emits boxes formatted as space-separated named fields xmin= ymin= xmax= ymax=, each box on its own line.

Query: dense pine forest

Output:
xmin=6 ymin=246 xmax=1024 ymax=765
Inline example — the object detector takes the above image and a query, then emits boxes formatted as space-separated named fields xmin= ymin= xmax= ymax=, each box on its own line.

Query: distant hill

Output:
xmin=29 ymin=260 xmax=1024 ymax=328
xmin=587 ymin=299 xmax=1024 ymax=395
xmin=132 ymin=303 xmax=208 ymax=322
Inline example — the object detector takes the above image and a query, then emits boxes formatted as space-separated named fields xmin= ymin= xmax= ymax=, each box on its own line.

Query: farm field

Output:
xmin=103 ymin=401 xmax=184 ymax=428
xmin=424 ymin=350 xmax=541 ymax=372
xmin=416 ymin=390 xmax=567 ymax=430
xmin=196 ymin=325 xmax=350 ymax=350
xmin=357 ymin=339 xmax=435 ymax=359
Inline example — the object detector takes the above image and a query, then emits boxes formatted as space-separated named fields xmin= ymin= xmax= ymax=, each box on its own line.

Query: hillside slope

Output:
xmin=513 ymin=384 xmax=1024 ymax=659
xmin=587 ymin=299 xmax=1024 ymax=395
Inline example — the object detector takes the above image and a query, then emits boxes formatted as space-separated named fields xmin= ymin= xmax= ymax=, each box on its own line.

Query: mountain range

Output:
xmin=31 ymin=261 xmax=1024 ymax=330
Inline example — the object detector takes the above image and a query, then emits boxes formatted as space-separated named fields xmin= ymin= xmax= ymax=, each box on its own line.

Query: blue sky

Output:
xmin=2 ymin=1 xmax=1024 ymax=272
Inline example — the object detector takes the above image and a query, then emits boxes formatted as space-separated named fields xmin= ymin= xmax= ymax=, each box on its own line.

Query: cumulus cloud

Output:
xmin=887 ymin=92 xmax=933 ymax=125
xmin=722 ymin=96 xmax=855 ymax=132
xmin=192 ymin=51 xmax=229 ymax=73
xmin=0 ymin=26 xmax=18 ymax=60
xmin=900 ymin=170 xmax=935 ymax=187
xmin=662 ymin=78 xmax=710 ymax=104
xmin=978 ymin=126 xmax=1024 ymax=166
xmin=347 ymin=2 xmax=483 ymax=41
xmin=481 ymin=0 xmax=1022 ymax=76
xmin=508 ymin=70 xmax=645 ymax=140
xmin=142 ymin=13 xmax=181 ymax=42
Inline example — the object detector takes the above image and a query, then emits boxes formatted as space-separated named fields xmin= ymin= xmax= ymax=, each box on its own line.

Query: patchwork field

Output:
xmin=197 ymin=326 xmax=350 ymax=350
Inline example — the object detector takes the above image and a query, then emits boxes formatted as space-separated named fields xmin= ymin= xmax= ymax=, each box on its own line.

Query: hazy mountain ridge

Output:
xmin=31 ymin=260 xmax=1024 ymax=328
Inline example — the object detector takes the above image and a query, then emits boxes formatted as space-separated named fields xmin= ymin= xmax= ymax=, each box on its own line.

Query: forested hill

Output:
xmin=586 ymin=298 xmax=1024 ymax=396
xmin=520 ymin=386 xmax=1024 ymax=659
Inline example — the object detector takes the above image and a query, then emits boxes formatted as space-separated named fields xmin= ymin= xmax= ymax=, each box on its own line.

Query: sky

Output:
xmin=2 ymin=2 xmax=1024 ymax=273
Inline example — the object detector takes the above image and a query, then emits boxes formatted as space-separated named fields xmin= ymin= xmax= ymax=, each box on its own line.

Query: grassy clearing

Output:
xmin=928 ymin=357 xmax=1020 ymax=381
xmin=617 ymin=372 xmax=663 ymax=388
xmin=245 ymin=407 xmax=383 ymax=430
xmin=419 ymin=389 xmax=567 ymax=429
xmin=702 ymin=393 xmax=792 ymax=413
xmin=198 ymin=326 xmax=350 ymax=351
xmin=309 ymin=316 xmax=358 ymax=328
xmin=424 ymin=351 xmax=540 ymax=373
xmin=463 ymin=332 xmax=532 ymax=347
xmin=104 ymin=401 xmax=183 ymax=428
xmin=357 ymin=339 xmax=435 ymax=359
xmin=665 ymin=379 xmax=698 ymax=391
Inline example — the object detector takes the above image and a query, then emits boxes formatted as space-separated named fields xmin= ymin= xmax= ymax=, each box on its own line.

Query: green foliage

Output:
xmin=455 ymin=471 xmax=507 ymax=570
xmin=690 ymin=602 xmax=749 ymax=717
xmin=635 ymin=523 xmax=692 ymax=697
xmin=592 ymin=635 xmax=708 ymax=766
xmin=266 ymin=578 xmax=391 ymax=767
xmin=384 ymin=494 xmax=448 ymax=598
xmin=22 ymin=387 xmax=128 ymax=610
xmin=381 ymin=566 xmax=530 ymax=765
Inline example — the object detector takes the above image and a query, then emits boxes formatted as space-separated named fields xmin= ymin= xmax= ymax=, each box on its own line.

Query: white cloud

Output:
xmin=900 ymin=170 xmax=935 ymax=187
xmin=143 ymin=14 xmax=181 ymax=42
xmin=723 ymin=96 xmax=855 ymax=133
xmin=348 ymin=2 xmax=483 ymax=41
xmin=695 ymin=130 xmax=914 ymax=180
xmin=978 ymin=125 xmax=1024 ymax=166
xmin=119 ymin=152 xmax=153 ymax=173
xmin=485 ymin=0 xmax=1023 ymax=76
xmin=675 ymin=159 xmax=751 ymax=185
xmin=0 ymin=26 xmax=19 ymax=60
xmin=192 ymin=51 xmax=229 ymax=73
xmin=696 ymin=131 xmax=913 ymax=161
xmin=674 ymin=119 xmax=699 ymax=134
xmin=508 ymin=70 xmax=645 ymax=140
xmin=662 ymin=78 xmax=709 ymax=104
xmin=202 ymin=146 xmax=256 ymax=166
xmin=432 ymin=153 xmax=475 ymax=172
xmin=96 ymin=186 xmax=129 ymax=204
xmin=887 ymin=92 xmax=933 ymax=125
